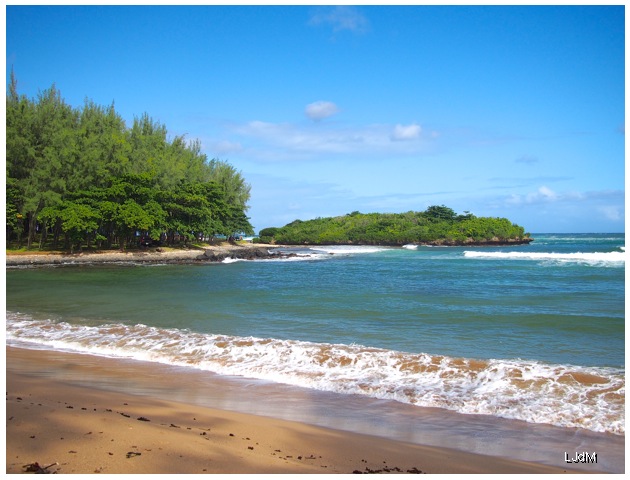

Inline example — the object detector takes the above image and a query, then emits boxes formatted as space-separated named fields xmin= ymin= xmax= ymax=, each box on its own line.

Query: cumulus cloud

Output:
xmin=531 ymin=185 xmax=557 ymax=201
xmin=305 ymin=101 xmax=339 ymax=121
xmin=507 ymin=186 xmax=558 ymax=205
xmin=309 ymin=6 xmax=370 ymax=34
xmin=391 ymin=123 xmax=422 ymax=141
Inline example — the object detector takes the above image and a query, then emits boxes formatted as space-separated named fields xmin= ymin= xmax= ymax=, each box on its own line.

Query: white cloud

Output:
xmin=391 ymin=123 xmax=422 ymax=141
xmin=529 ymin=185 xmax=557 ymax=202
xmin=237 ymin=120 xmax=361 ymax=154
xmin=507 ymin=186 xmax=559 ymax=205
xmin=507 ymin=186 xmax=625 ymax=209
xmin=305 ymin=101 xmax=339 ymax=121
xmin=309 ymin=6 xmax=370 ymax=34
xmin=230 ymin=119 xmax=435 ymax=161
xmin=466 ymin=188 xmax=624 ymax=233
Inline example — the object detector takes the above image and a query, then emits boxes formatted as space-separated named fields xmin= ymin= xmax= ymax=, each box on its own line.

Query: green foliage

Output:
xmin=262 ymin=206 xmax=529 ymax=246
xmin=424 ymin=205 xmax=456 ymax=222
xmin=6 ymin=75 xmax=253 ymax=250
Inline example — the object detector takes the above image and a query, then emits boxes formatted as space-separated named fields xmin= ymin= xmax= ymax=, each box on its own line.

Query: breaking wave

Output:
xmin=6 ymin=311 xmax=624 ymax=435
xmin=463 ymin=250 xmax=625 ymax=266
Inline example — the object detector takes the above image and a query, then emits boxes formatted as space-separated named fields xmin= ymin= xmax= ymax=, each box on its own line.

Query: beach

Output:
xmin=6 ymin=237 xmax=624 ymax=474
xmin=6 ymin=346 xmax=583 ymax=475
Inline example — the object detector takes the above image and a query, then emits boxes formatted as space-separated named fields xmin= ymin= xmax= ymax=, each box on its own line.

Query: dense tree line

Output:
xmin=255 ymin=206 xmax=531 ymax=246
xmin=6 ymin=72 xmax=253 ymax=251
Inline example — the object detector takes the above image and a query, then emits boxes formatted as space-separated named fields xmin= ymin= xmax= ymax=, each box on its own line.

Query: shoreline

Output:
xmin=4 ymin=239 xmax=533 ymax=267
xmin=6 ymin=237 xmax=624 ymax=474
xmin=6 ymin=346 xmax=589 ymax=474
xmin=4 ymin=243 xmax=280 ymax=267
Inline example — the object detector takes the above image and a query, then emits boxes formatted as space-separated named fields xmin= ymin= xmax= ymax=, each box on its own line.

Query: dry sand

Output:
xmin=5 ymin=348 xmax=583 ymax=475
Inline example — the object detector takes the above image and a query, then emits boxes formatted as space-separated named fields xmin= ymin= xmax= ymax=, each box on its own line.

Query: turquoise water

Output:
xmin=6 ymin=233 xmax=625 ymax=436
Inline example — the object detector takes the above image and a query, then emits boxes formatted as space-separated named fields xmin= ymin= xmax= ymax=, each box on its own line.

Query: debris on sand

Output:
xmin=23 ymin=461 xmax=59 ymax=474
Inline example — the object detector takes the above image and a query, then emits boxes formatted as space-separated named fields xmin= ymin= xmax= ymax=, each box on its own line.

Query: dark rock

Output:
xmin=197 ymin=247 xmax=293 ymax=263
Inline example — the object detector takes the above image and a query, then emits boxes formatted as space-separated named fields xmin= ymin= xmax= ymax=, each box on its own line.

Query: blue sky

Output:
xmin=5 ymin=5 xmax=625 ymax=233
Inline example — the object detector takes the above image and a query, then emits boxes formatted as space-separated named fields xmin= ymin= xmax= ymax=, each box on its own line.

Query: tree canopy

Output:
xmin=254 ymin=207 xmax=531 ymax=246
xmin=6 ymin=72 xmax=253 ymax=251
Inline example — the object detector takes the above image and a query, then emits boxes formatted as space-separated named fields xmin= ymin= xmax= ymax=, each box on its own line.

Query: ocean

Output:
xmin=5 ymin=233 xmax=625 ymax=472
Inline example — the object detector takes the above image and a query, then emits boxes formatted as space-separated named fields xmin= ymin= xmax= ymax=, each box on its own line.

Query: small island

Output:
xmin=254 ymin=205 xmax=532 ymax=247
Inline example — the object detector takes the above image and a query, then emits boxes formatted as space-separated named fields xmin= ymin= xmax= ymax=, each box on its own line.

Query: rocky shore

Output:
xmin=5 ymin=238 xmax=533 ymax=267
xmin=5 ymin=244 xmax=287 ymax=267
xmin=292 ymin=238 xmax=534 ymax=247
xmin=415 ymin=237 xmax=534 ymax=247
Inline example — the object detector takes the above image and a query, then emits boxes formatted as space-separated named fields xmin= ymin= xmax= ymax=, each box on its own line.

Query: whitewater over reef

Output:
xmin=463 ymin=250 xmax=625 ymax=265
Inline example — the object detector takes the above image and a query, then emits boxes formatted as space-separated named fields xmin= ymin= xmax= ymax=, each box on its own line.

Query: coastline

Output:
xmin=6 ymin=346 xmax=585 ymax=475
xmin=4 ymin=239 xmax=533 ymax=267
xmin=4 ymin=243 xmax=280 ymax=267
xmin=6 ymin=237 xmax=623 ymax=474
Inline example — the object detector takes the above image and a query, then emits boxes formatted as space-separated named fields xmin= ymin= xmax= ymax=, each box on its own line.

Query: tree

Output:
xmin=39 ymin=201 xmax=100 ymax=252
xmin=18 ymin=84 xmax=80 ymax=248
xmin=160 ymin=181 xmax=227 ymax=244
xmin=206 ymin=159 xmax=252 ymax=211
xmin=424 ymin=205 xmax=457 ymax=222
xmin=6 ymin=76 xmax=255 ymax=250
xmin=257 ymin=206 xmax=529 ymax=245
xmin=76 ymin=100 xmax=131 ymax=188
xmin=6 ymin=180 xmax=24 ymax=245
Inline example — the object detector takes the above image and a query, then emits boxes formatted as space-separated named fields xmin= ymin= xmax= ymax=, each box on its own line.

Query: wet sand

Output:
xmin=6 ymin=347 xmax=597 ymax=475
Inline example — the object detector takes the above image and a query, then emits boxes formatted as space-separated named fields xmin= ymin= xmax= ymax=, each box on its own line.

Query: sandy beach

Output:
xmin=6 ymin=347 xmax=588 ymax=475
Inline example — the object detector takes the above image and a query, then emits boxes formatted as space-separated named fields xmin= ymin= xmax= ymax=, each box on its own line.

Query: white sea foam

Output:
xmin=254 ymin=253 xmax=331 ymax=263
xmin=463 ymin=250 xmax=625 ymax=266
xmin=223 ymin=251 xmax=328 ymax=263
xmin=6 ymin=311 xmax=624 ymax=435
xmin=534 ymin=235 xmax=624 ymax=242
xmin=221 ymin=257 xmax=243 ymax=264
xmin=402 ymin=244 xmax=418 ymax=250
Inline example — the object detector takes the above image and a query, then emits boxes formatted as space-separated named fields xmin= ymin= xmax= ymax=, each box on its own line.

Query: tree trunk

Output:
xmin=26 ymin=213 xmax=38 ymax=249
xmin=39 ymin=221 xmax=48 ymax=250
xmin=52 ymin=220 xmax=62 ymax=250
